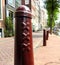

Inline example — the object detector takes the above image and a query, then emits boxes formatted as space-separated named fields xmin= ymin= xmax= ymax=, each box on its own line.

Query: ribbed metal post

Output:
xmin=14 ymin=5 xmax=34 ymax=65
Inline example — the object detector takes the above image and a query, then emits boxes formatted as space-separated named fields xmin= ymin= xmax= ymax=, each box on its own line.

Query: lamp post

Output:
xmin=22 ymin=0 xmax=31 ymax=9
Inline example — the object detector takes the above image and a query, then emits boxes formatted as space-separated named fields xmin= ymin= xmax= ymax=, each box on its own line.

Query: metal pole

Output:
xmin=43 ymin=29 xmax=46 ymax=46
xmin=14 ymin=5 xmax=34 ymax=65
xmin=46 ymin=30 xmax=49 ymax=40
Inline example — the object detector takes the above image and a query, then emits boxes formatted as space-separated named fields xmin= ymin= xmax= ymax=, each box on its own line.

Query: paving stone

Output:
xmin=1 ymin=32 xmax=60 ymax=65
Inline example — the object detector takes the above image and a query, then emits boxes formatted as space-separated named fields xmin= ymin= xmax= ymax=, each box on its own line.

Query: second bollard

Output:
xmin=14 ymin=5 xmax=34 ymax=65
xmin=43 ymin=29 xmax=46 ymax=46
xmin=46 ymin=30 xmax=49 ymax=40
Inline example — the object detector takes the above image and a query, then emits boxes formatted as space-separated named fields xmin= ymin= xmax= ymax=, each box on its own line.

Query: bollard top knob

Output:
xmin=16 ymin=5 xmax=31 ymax=14
xmin=15 ymin=5 xmax=32 ymax=18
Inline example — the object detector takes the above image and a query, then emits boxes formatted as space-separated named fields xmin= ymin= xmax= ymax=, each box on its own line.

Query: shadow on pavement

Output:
xmin=44 ymin=61 xmax=60 ymax=65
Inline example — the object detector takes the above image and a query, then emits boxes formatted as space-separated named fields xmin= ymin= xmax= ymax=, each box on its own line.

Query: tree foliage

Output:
xmin=44 ymin=0 xmax=60 ymax=33
xmin=4 ymin=17 xmax=13 ymax=37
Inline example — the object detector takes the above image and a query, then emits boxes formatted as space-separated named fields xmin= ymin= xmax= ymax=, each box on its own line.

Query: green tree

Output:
xmin=4 ymin=17 xmax=13 ymax=37
xmin=44 ymin=0 xmax=60 ymax=34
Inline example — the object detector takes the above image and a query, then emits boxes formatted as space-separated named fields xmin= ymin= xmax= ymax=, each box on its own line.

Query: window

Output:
xmin=0 ymin=0 xmax=3 ymax=19
xmin=8 ymin=0 xmax=15 ymax=7
xmin=0 ymin=0 xmax=1 ymax=19
xmin=15 ymin=0 xmax=21 ymax=8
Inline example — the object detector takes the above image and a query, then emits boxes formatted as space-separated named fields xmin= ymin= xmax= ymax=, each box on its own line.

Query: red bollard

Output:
xmin=14 ymin=5 xmax=34 ymax=65
xmin=46 ymin=30 xmax=49 ymax=40
xmin=45 ymin=30 xmax=47 ymax=40
xmin=43 ymin=29 xmax=46 ymax=46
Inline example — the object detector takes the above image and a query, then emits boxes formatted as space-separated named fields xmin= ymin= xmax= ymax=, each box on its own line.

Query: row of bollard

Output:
xmin=14 ymin=5 xmax=49 ymax=65
xmin=43 ymin=29 xmax=49 ymax=46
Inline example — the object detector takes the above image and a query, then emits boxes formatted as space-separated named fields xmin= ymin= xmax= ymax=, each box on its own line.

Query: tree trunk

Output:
xmin=50 ymin=27 xmax=52 ymax=34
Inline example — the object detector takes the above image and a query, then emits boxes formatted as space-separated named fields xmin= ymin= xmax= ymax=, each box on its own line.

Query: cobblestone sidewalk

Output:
xmin=34 ymin=34 xmax=60 ymax=65
xmin=0 ymin=31 xmax=43 ymax=65
xmin=1 ymin=32 xmax=60 ymax=65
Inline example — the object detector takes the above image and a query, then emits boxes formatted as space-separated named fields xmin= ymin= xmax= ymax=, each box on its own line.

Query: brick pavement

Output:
xmin=32 ymin=31 xmax=43 ymax=48
xmin=0 ymin=31 xmax=43 ymax=65
xmin=34 ymin=34 xmax=60 ymax=65
xmin=0 ymin=33 xmax=60 ymax=65
xmin=0 ymin=38 xmax=14 ymax=65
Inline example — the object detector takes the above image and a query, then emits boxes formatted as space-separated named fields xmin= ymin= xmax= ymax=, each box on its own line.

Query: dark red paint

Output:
xmin=14 ymin=5 xmax=34 ymax=65
xmin=46 ymin=30 xmax=49 ymax=40
xmin=43 ymin=29 xmax=46 ymax=46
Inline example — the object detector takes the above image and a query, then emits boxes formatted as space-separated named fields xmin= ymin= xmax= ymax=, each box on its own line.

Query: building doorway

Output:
xmin=9 ymin=10 xmax=13 ymax=21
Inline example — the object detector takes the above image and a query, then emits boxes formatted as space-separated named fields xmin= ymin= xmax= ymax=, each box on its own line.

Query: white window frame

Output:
xmin=8 ymin=0 xmax=15 ymax=8
xmin=0 ymin=0 xmax=3 ymax=20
